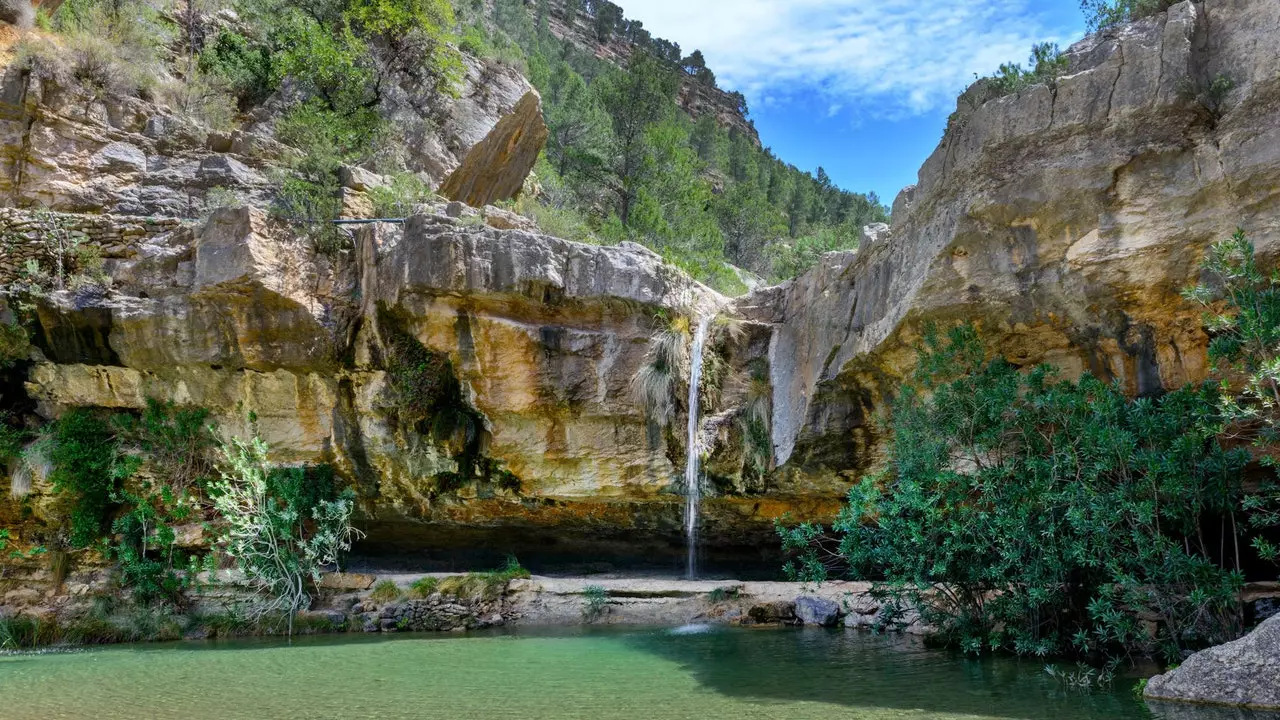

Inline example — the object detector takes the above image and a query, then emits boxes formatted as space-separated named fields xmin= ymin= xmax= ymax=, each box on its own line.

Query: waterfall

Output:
xmin=684 ymin=314 xmax=714 ymax=579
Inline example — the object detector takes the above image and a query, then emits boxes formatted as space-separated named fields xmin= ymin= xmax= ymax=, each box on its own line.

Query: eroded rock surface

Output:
xmin=1145 ymin=614 xmax=1280 ymax=710
xmin=742 ymin=0 xmax=1280 ymax=484
xmin=438 ymin=91 xmax=549 ymax=208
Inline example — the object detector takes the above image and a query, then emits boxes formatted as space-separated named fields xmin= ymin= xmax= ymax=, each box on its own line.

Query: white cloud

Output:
xmin=617 ymin=0 xmax=1081 ymax=118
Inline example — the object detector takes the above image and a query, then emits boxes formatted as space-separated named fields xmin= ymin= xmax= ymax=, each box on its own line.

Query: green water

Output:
xmin=0 ymin=626 xmax=1274 ymax=719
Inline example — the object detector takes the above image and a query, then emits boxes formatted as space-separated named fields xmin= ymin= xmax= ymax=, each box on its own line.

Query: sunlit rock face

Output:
xmin=10 ymin=0 xmax=1280 ymax=573
xmin=743 ymin=0 xmax=1280 ymax=486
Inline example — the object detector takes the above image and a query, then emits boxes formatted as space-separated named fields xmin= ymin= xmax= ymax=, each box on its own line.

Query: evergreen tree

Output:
xmin=546 ymin=70 xmax=611 ymax=180
xmin=596 ymin=51 xmax=680 ymax=224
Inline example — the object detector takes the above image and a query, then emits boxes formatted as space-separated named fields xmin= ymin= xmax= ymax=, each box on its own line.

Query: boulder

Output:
xmin=794 ymin=595 xmax=840 ymax=627
xmin=438 ymin=91 xmax=549 ymax=208
xmin=1145 ymin=614 xmax=1280 ymax=710
xmin=197 ymin=155 xmax=264 ymax=187
xmin=482 ymin=205 xmax=537 ymax=231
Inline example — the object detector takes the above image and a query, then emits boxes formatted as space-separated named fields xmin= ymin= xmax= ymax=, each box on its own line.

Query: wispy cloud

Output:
xmin=619 ymin=0 xmax=1081 ymax=118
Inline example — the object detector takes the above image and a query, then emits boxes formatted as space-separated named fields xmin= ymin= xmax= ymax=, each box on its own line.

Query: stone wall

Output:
xmin=0 ymin=209 xmax=186 ymax=284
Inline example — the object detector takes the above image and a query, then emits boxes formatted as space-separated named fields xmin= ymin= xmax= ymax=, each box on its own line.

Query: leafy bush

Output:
xmin=46 ymin=410 xmax=128 ymax=548
xmin=1081 ymin=0 xmax=1178 ymax=31
xmin=0 ymin=322 xmax=30 ymax=369
xmin=780 ymin=324 xmax=1256 ymax=662
xmin=987 ymin=42 xmax=1070 ymax=97
xmin=582 ymin=584 xmax=609 ymax=621
xmin=210 ymin=433 xmax=363 ymax=633
xmin=1183 ymin=229 xmax=1280 ymax=567
xmin=367 ymin=172 xmax=436 ymax=217
xmin=113 ymin=398 xmax=217 ymax=492
xmin=199 ymin=30 xmax=280 ymax=109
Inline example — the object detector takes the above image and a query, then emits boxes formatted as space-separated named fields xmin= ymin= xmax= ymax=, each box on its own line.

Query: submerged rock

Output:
xmin=1144 ymin=614 xmax=1280 ymax=710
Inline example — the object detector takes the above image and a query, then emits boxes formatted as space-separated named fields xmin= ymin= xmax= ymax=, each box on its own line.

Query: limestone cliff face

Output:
xmin=540 ymin=0 xmax=760 ymax=145
xmin=746 ymin=0 xmax=1280 ymax=484
xmin=0 ymin=49 xmax=532 ymax=215
xmin=6 ymin=0 xmax=1280 ymax=573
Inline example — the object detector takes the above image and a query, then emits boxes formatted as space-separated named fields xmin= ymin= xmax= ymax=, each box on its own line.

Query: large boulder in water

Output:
xmin=1144 ymin=614 xmax=1280 ymax=710
xmin=438 ymin=91 xmax=548 ymax=208
xmin=794 ymin=595 xmax=840 ymax=627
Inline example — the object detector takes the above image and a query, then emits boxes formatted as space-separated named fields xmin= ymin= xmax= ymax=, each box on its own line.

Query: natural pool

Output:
xmin=0 ymin=625 xmax=1275 ymax=720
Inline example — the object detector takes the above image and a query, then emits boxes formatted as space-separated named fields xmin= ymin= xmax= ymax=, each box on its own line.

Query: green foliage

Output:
xmin=436 ymin=558 xmax=530 ymax=601
xmin=582 ymin=584 xmax=609 ymax=621
xmin=210 ymin=433 xmax=363 ymax=631
xmin=707 ymin=586 xmax=741 ymax=603
xmin=113 ymin=398 xmax=217 ymax=492
xmin=408 ymin=575 xmax=439 ymax=598
xmin=46 ymin=410 xmax=130 ymax=549
xmin=632 ymin=315 xmax=691 ymax=428
xmin=766 ymin=224 xmax=861 ymax=282
xmin=988 ymin=43 xmax=1071 ymax=97
xmin=781 ymin=324 xmax=1256 ymax=663
xmin=1183 ymin=229 xmax=1280 ymax=568
xmin=199 ymin=30 xmax=280 ymax=108
xmin=370 ymin=579 xmax=403 ymax=603
xmin=367 ymin=172 xmax=436 ymax=217
xmin=0 ymin=322 xmax=30 ymax=370
xmin=1081 ymin=0 xmax=1177 ymax=31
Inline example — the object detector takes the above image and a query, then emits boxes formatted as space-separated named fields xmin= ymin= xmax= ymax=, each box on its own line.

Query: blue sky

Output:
xmin=620 ymin=0 xmax=1090 ymax=206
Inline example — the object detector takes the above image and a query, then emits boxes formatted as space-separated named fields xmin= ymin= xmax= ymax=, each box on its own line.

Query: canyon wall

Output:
xmin=746 ymin=0 xmax=1280 ymax=484
xmin=4 ymin=0 xmax=1280 ymax=574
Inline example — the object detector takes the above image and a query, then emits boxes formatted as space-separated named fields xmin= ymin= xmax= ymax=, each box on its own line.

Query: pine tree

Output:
xmin=596 ymin=51 xmax=680 ymax=224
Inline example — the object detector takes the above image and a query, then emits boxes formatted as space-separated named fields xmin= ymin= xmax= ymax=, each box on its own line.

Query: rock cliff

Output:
xmin=4 ymin=0 xmax=1280 ymax=576
xmin=744 ymin=0 xmax=1280 ymax=483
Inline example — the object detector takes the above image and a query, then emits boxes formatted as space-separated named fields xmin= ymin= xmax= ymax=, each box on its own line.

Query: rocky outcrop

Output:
xmin=1145 ymin=614 xmax=1280 ymax=710
xmin=540 ymin=0 xmax=759 ymax=145
xmin=438 ymin=91 xmax=548 ymax=208
xmin=742 ymin=0 xmax=1280 ymax=482
xmin=0 ymin=49 xmax=531 ymax=216
xmin=18 ymin=203 xmax=819 ymax=569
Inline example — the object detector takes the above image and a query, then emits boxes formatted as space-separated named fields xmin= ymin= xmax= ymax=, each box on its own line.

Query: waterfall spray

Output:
xmin=684 ymin=314 xmax=714 ymax=579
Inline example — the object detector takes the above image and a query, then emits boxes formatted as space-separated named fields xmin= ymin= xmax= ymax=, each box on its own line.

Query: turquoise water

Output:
xmin=0 ymin=625 xmax=1273 ymax=719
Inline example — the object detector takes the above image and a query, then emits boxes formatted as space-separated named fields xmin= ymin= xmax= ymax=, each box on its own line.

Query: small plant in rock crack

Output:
xmin=708 ymin=586 xmax=741 ymax=603
xmin=582 ymin=585 xmax=609 ymax=622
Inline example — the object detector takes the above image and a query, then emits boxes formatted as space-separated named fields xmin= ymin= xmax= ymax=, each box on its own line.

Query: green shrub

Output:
xmin=1081 ymin=0 xmax=1177 ymax=31
xmin=408 ymin=576 xmax=439 ymax=598
xmin=199 ymin=30 xmax=280 ymax=109
xmin=367 ymin=173 xmax=436 ymax=217
xmin=369 ymin=579 xmax=403 ymax=603
xmin=582 ymin=584 xmax=608 ymax=621
xmin=47 ymin=409 xmax=129 ymax=548
xmin=780 ymin=324 xmax=1255 ymax=662
xmin=113 ymin=398 xmax=217 ymax=492
xmin=459 ymin=23 xmax=491 ymax=57
xmin=210 ymin=433 xmax=363 ymax=633
xmin=0 ymin=322 xmax=31 ymax=369
xmin=1183 ymin=229 xmax=1280 ymax=567
xmin=987 ymin=42 xmax=1070 ymax=98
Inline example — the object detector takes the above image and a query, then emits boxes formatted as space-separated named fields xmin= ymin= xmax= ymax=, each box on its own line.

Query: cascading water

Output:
xmin=683 ymin=314 xmax=714 ymax=579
